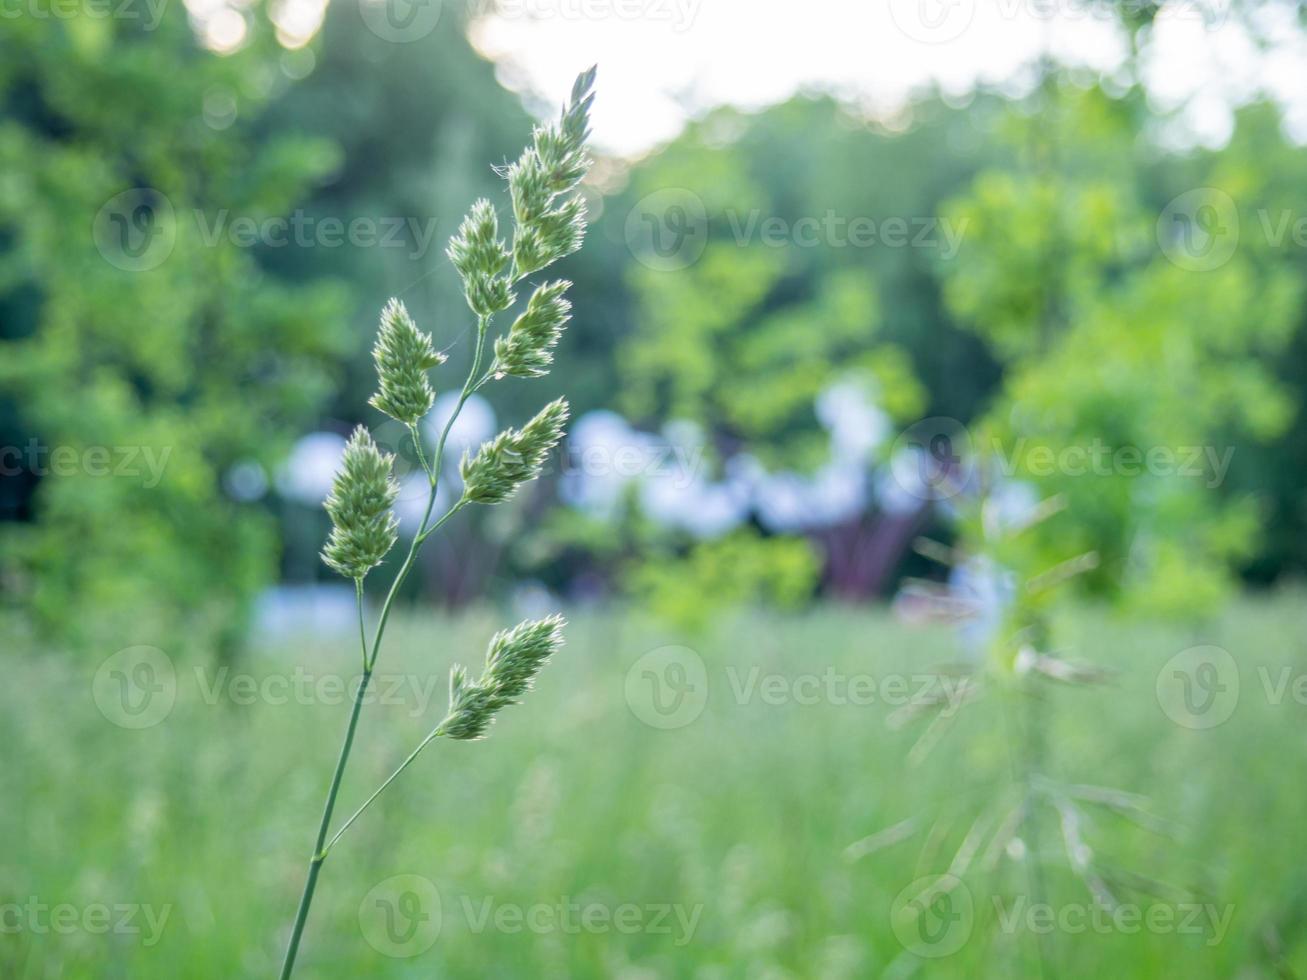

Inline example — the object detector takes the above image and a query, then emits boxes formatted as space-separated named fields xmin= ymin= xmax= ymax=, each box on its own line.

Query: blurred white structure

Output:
xmin=277 ymin=430 xmax=347 ymax=505
xmin=563 ymin=376 xmax=907 ymax=539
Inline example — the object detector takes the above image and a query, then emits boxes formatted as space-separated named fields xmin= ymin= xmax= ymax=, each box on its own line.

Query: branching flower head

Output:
xmin=369 ymin=299 xmax=447 ymax=425
xmin=437 ymin=615 xmax=566 ymax=740
xmin=321 ymin=426 xmax=399 ymax=580
xmin=507 ymin=67 xmax=595 ymax=278
xmin=448 ymin=199 xmax=514 ymax=317
xmin=283 ymin=67 xmax=598 ymax=980
xmin=493 ymin=279 xmax=572 ymax=379
xmin=534 ymin=65 xmax=596 ymax=195
xmin=459 ymin=397 xmax=569 ymax=505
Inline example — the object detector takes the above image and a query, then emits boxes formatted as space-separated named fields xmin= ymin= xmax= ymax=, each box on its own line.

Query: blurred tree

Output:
xmin=566 ymin=94 xmax=1009 ymax=615
xmin=939 ymin=80 xmax=1302 ymax=617
xmin=1175 ymin=101 xmax=1307 ymax=585
xmin=0 ymin=13 xmax=348 ymax=654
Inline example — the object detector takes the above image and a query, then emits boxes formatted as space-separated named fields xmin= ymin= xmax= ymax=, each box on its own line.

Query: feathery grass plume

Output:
xmin=447 ymin=198 xmax=514 ymax=316
xmin=281 ymin=67 xmax=596 ymax=980
xmin=507 ymin=68 xmax=595 ymax=277
xmin=437 ymin=615 xmax=566 ymax=740
xmin=368 ymin=299 xmax=447 ymax=425
xmin=459 ymin=397 xmax=569 ymax=504
xmin=493 ymin=279 xmax=572 ymax=379
xmin=321 ymin=426 xmax=399 ymax=580
xmin=534 ymin=65 xmax=596 ymax=194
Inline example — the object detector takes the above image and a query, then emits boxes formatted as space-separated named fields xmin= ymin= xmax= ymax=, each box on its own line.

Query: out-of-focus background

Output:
xmin=3 ymin=1 xmax=1307 ymax=976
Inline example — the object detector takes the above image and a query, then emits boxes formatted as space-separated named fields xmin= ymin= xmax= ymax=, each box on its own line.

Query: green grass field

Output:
xmin=4 ymin=593 xmax=1306 ymax=978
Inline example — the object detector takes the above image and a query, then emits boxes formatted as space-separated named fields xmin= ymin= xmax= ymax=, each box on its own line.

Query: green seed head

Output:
xmin=368 ymin=299 xmax=446 ymax=425
xmin=459 ymin=397 xmax=570 ymax=505
xmin=448 ymin=199 xmax=514 ymax=317
xmin=437 ymin=615 xmax=566 ymax=740
xmin=320 ymin=426 xmax=400 ymax=581
xmin=532 ymin=65 xmax=595 ymax=196
xmin=507 ymin=67 xmax=595 ymax=278
xmin=512 ymin=195 xmax=586 ymax=279
xmin=493 ymin=280 xmax=572 ymax=379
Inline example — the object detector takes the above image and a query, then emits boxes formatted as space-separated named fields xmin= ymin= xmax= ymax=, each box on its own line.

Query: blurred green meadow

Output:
xmin=4 ymin=593 xmax=1305 ymax=978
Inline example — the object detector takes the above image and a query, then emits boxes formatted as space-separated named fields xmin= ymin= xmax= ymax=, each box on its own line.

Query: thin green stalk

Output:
xmin=355 ymin=579 xmax=367 ymax=672
xmin=279 ymin=580 xmax=373 ymax=980
xmin=321 ymin=729 xmax=441 ymax=857
xmin=278 ymin=320 xmax=488 ymax=979
xmin=999 ymin=676 xmax=1051 ymax=980
xmin=409 ymin=422 xmax=434 ymax=483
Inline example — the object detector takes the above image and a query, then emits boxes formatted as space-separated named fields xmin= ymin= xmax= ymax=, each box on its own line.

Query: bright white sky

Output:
xmin=465 ymin=0 xmax=1307 ymax=156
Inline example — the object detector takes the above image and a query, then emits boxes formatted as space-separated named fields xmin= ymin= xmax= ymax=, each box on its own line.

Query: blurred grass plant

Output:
xmin=872 ymin=459 xmax=1186 ymax=973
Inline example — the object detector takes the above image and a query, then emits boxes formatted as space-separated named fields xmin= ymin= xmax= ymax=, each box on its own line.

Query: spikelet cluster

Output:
xmin=493 ymin=280 xmax=572 ymax=379
xmin=321 ymin=427 xmax=399 ymax=580
xmin=448 ymin=199 xmax=514 ymax=318
xmin=459 ymin=398 xmax=569 ymax=505
xmin=369 ymin=300 xmax=447 ymax=425
xmin=437 ymin=615 xmax=566 ymax=740
xmin=506 ymin=66 xmax=595 ymax=278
